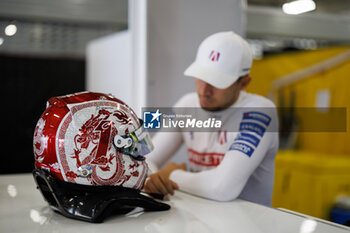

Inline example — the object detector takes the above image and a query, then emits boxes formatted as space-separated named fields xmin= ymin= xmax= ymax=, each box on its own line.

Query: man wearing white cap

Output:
xmin=144 ymin=31 xmax=279 ymax=206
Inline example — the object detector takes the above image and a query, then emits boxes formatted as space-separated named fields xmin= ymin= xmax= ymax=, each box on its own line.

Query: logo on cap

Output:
xmin=209 ymin=50 xmax=220 ymax=62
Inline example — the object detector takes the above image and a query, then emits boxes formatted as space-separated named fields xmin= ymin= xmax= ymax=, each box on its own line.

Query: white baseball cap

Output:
xmin=184 ymin=31 xmax=253 ymax=89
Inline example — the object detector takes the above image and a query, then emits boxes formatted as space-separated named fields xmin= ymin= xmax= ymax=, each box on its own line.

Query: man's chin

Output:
xmin=200 ymin=101 xmax=230 ymax=112
xmin=200 ymin=103 xmax=222 ymax=112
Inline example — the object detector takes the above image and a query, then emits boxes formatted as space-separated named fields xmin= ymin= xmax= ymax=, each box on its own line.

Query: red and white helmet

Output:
xmin=33 ymin=91 xmax=151 ymax=188
xmin=33 ymin=92 xmax=169 ymax=222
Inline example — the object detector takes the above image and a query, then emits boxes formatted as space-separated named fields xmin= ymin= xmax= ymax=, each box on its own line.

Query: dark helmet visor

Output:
xmin=33 ymin=169 xmax=170 ymax=223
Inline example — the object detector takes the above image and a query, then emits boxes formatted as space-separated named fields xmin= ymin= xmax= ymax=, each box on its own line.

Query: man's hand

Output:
xmin=144 ymin=162 xmax=186 ymax=196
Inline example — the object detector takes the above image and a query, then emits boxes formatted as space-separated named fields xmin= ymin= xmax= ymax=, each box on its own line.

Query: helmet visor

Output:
xmin=33 ymin=169 xmax=170 ymax=223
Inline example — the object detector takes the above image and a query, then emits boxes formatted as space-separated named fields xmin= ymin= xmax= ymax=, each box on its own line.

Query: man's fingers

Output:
xmin=159 ymin=175 xmax=175 ymax=195
xmin=145 ymin=176 xmax=164 ymax=195
xmin=171 ymin=180 xmax=179 ymax=190
xmin=151 ymin=174 xmax=170 ymax=195
xmin=145 ymin=173 xmax=178 ymax=196
xmin=144 ymin=178 xmax=159 ymax=194
xmin=180 ymin=163 xmax=187 ymax=170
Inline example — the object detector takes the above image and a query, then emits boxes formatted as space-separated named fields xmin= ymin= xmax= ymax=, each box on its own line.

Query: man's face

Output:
xmin=195 ymin=78 xmax=242 ymax=111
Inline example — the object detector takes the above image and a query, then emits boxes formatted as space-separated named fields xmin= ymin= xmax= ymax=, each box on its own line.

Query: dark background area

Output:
xmin=0 ymin=54 xmax=85 ymax=173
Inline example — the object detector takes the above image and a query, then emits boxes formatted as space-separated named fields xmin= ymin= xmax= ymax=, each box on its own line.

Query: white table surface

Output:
xmin=0 ymin=174 xmax=349 ymax=233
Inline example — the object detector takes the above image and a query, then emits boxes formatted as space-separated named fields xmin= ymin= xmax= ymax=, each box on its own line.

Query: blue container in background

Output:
xmin=330 ymin=207 xmax=350 ymax=225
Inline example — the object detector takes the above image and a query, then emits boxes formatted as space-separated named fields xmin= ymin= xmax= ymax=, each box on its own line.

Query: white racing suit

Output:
xmin=146 ymin=91 xmax=279 ymax=206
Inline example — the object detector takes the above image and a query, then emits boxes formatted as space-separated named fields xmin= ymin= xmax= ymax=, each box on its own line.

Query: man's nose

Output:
xmin=201 ymin=82 xmax=213 ymax=96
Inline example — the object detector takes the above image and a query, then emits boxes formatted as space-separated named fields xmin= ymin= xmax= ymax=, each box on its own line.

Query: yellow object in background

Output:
xmin=248 ymin=45 xmax=350 ymax=154
xmin=273 ymin=150 xmax=350 ymax=220
xmin=248 ymin=46 xmax=350 ymax=97
xmin=248 ymin=47 xmax=350 ymax=219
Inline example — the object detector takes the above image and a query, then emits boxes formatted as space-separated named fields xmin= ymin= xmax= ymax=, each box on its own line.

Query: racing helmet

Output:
xmin=33 ymin=92 xmax=169 ymax=223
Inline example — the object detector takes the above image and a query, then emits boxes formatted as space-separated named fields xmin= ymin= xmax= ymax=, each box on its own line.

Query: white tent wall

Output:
xmin=86 ymin=0 xmax=246 ymax=165
xmin=87 ymin=0 xmax=245 ymax=113
xmin=86 ymin=31 xmax=132 ymax=103
xmin=146 ymin=0 xmax=245 ymax=107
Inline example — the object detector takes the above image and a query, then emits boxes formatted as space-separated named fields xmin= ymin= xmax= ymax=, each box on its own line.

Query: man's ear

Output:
xmin=239 ymin=75 xmax=251 ymax=91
